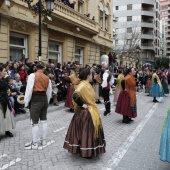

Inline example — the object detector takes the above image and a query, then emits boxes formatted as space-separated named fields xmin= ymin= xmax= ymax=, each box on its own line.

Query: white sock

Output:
xmin=41 ymin=121 xmax=48 ymax=141
xmin=32 ymin=124 xmax=39 ymax=144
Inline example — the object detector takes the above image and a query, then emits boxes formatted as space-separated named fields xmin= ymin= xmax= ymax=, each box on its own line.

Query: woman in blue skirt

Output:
xmin=159 ymin=107 xmax=170 ymax=163
xmin=150 ymin=70 xmax=164 ymax=102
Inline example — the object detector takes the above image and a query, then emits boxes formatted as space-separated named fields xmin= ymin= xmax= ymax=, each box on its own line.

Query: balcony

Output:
xmin=52 ymin=1 xmax=98 ymax=35
xmin=141 ymin=9 xmax=154 ymax=17
xmin=141 ymin=43 xmax=154 ymax=50
xmin=141 ymin=22 xmax=154 ymax=28
xmin=141 ymin=33 xmax=154 ymax=39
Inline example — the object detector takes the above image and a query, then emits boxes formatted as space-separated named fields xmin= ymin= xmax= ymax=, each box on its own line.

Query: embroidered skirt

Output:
xmin=159 ymin=107 xmax=170 ymax=162
xmin=63 ymin=108 xmax=106 ymax=158
xmin=0 ymin=106 xmax=15 ymax=133
xmin=150 ymin=83 xmax=164 ymax=97
xmin=161 ymin=79 xmax=169 ymax=94
xmin=65 ymin=86 xmax=74 ymax=109
xmin=115 ymin=91 xmax=137 ymax=118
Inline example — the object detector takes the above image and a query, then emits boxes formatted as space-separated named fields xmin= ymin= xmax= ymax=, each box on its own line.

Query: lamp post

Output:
xmin=22 ymin=0 xmax=54 ymax=61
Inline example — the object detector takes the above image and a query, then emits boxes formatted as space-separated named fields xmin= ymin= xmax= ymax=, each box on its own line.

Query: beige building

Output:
xmin=0 ymin=0 xmax=113 ymax=66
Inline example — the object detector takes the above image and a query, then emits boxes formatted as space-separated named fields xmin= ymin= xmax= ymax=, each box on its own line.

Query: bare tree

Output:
xmin=115 ymin=22 xmax=141 ymax=59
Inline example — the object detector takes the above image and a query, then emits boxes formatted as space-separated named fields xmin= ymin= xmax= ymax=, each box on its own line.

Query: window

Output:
xmin=99 ymin=2 xmax=104 ymax=29
xmin=78 ymin=0 xmax=84 ymax=14
xmin=127 ymin=4 xmax=132 ymax=10
xmin=127 ymin=27 xmax=132 ymax=33
xmin=116 ymin=6 xmax=119 ymax=10
xmin=126 ymin=39 xmax=131 ymax=45
xmin=127 ymin=16 xmax=132 ymax=21
xmin=75 ymin=46 xmax=83 ymax=64
xmin=48 ymin=41 xmax=62 ymax=64
xmin=105 ymin=7 xmax=109 ymax=31
xmin=10 ymin=33 xmax=28 ymax=62
xmin=115 ymin=40 xmax=118 ymax=44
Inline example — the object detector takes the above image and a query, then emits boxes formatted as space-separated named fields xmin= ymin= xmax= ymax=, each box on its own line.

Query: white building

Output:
xmin=113 ymin=0 xmax=160 ymax=67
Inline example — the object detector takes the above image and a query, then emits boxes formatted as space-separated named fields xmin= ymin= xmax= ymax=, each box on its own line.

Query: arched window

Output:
xmin=99 ymin=2 xmax=104 ymax=29
xmin=105 ymin=7 xmax=109 ymax=31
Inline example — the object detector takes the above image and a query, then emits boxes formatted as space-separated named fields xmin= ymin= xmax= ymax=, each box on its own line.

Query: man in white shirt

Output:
xmin=101 ymin=63 xmax=112 ymax=116
xmin=24 ymin=61 xmax=52 ymax=150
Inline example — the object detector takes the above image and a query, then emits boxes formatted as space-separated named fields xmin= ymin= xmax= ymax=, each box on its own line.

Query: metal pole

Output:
xmin=38 ymin=0 xmax=42 ymax=61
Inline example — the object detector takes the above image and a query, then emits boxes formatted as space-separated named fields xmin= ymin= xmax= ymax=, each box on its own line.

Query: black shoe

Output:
xmin=104 ymin=111 xmax=111 ymax=116
xmin=5 ymin=131 xmax=14 ymax=137
xmin=153 ymin=100 xmax=158 ymax=103
xmin=70 ymin=108 xmax=74 ymax=113
xmin=103 ymin=111 xmax=108 ymax=116
xmin=122 ymin=120 xmax=131 ymax=124
xmin=54 ymin=103 xmax=59 ymax=106
xmin=128 ymin=117 xmax=133 ymax=121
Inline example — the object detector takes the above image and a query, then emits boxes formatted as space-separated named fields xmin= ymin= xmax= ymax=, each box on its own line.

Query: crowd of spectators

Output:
xmin=0 ymin=56 xmax=106 ymax=116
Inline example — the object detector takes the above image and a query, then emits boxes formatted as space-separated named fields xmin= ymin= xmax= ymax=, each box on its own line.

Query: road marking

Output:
xmin=0 ymin=158 xmax=21 ymax=170
xmin=0 ymin=154 xmax=7 ymax=159
xmin=53 ymin=127 xmax=65 ymax=133
xmin=102 ymin=97 xmax=163 ymax=170
xmin=38 ymin=140 xmax=55 ymax=150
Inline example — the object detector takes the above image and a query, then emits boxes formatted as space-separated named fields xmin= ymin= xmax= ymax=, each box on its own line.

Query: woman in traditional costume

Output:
xmin=159 ymin=107 xmax=170 ymax=163
xmin=161 ymin=69 xmax=169 ymax=95
xmin=113 ymin=70 xmax=124 ymax=104
xmin=116 ymin=68 xmax=137 ymax=123
xmin=65 ymin=68 xmax=80 ymax=112
xmin=145 ymin=70 xmax=152 ymax=95
xmin=150 ymin=70 xmax=164 ymax=102
xmin=63 ymin=68 xmax=106 ymax=158
xmin=0 ymin=65 xmax=15 ymax=137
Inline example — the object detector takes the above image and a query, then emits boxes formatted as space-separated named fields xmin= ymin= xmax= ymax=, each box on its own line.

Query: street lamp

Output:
xmin=22 ymin=0 xmax=55 ymax=61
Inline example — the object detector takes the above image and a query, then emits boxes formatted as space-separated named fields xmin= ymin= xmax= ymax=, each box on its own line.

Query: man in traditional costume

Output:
xmin=63 ymin=68 xmax=105 ymax=158
xmin=101 ymin=63 xmax=113 ymax=116
xmin=65 ymin=68 xmax=80 ymax=112
xmin=150 ymin=69 xmax=164 ymax=102
xmin=24 ymin=62 xmax=52 ymax=149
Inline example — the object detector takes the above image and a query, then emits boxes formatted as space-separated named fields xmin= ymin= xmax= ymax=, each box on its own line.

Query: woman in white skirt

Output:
xmin=0 ymin=65 xmax=15 ymax=137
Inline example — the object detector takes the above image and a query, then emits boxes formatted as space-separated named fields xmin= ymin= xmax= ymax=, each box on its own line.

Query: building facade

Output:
xmin=160 ymin=0 xmax=169 ymax=57
xmin=0 ymin=0 xmax=113 ymax=66
xmin=113 ymin=0 xmax=160 ymax=68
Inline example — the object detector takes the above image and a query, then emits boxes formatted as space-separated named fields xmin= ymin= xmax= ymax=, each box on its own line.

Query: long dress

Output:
xmin=65 ymin=73 xmax=80 ymax=109
xmin=63 ymin=80 xmax=106 ymax=157
xmin=114 ymin=73 xmax=124 ymax=103
xmin=0 ymin=79 xmax=15 ymax=133
xmin=150 ymin=73 xmax=164 ymax=97
xmin=161 ymin=74 xmax=169 ymax=94
xmin=159 ymin=107 xmax=170 ymax=162
xmin=124 ymin=74 xmax=137 ymax=117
